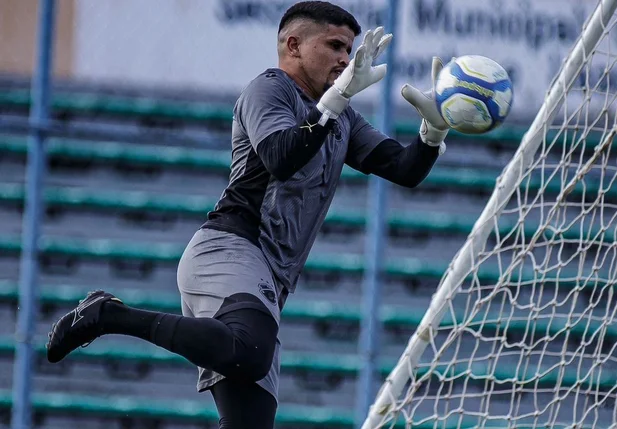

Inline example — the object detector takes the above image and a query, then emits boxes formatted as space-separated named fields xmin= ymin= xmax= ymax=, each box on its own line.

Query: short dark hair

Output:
xmin=278 ymin=1 xmax=361 ymax=36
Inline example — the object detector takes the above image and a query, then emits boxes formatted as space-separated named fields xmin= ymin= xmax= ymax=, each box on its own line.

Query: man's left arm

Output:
xmin=346 ymin=113 xmax=441 ymax=188
xmin=347 ymin=56 xmax=453 ymax=188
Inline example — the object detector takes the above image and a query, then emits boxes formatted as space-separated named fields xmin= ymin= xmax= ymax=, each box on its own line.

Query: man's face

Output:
xmin=298 ymin=24 xmax=355 ymax=96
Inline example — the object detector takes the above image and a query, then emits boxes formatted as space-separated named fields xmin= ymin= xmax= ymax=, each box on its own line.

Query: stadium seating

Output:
xmin=2 ymin=86 xmax=617 ymax=428
xmin=0 ymin=89 xmax=527 ymax=148
xmin=0 ymin=390 xmax=357 ymax=428
xmin=0 ymin=390 xmax=498 ymax=429
xmin=0 ymin=182 xmax=613 ymax=245
xmin=2 ymin=281 xmax=614 ymax=351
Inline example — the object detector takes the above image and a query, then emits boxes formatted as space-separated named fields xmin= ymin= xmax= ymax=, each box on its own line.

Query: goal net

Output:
xmin=363 ymin=0 xmax=617 ymax=428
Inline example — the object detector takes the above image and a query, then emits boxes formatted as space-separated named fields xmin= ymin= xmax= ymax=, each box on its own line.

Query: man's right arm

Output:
xmin=256 ymin=107 xmax=337 ymax=181
xmin=239 ymin=73 xmax=336 ymax=182
xmin=244 ymin=27 xmax=392 ymax=181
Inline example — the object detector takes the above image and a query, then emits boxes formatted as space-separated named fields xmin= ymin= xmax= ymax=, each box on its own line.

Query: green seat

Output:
xmin=5 ymin=89 xmax=615 ymax=156
xmin=0 ymin=280 xmax=418 ymax=330
xmin=0 ymin=389 xmax=355 ymax=427
xmin=0 ymin=181 xmax=613 ymax=247
xmin=0 ymin=90 xmax=233 ymax=123
xmin=0 ymin=234 xmax=524 ymax=281
xmin=1 ymin=135 xmax=613 ymax=199
xmin=0 ymin=335 xmax=390 ymax=378
xmin=0 ymin=135 xmax=232 ymax=173
xmin=0 ymin=135 xmax=479 ymax=185
xmin=4 ymin=89 xmax=616 ymax=155
xmin=0 ymin=235 xmax=609 ymax=291
xmin=0 ymin=281 xmax=614 ymax=345
xmin=0 ymin=181 xmax=469 ymax=231
xmin=0 ymin=331 xmax=612 ymax=392
xmin=0 ymin=90 xmax=531 ymax=148
xmin=0 ymin=182 xmax=480 ymax=237
xmin=0 ymin=388 xmax=496 ymax=428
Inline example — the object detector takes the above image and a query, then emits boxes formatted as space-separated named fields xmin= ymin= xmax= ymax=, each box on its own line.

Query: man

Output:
xmin=46 ymin=2 xmax=451 ymax=428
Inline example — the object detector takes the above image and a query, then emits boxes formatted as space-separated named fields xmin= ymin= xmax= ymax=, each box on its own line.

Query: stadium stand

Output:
xmin=2 ymin=87 xmax=616 ymax=428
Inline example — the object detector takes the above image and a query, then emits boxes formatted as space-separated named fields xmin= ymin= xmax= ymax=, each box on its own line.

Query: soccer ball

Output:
xmin=434 ymin=55 xmax=513 ymax=134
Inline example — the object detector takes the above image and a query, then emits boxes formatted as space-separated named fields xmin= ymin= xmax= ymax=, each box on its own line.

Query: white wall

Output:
xmin=71 ymin=0 xmax=606 ymax=119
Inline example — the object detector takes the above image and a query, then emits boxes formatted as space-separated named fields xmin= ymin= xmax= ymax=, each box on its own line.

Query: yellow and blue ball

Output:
xmin=435 ymin=55 xmax=513 ymax=134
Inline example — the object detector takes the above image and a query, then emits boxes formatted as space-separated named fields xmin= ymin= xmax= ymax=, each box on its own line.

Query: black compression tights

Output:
xmin=211 ymin=377 xmax=277 ymax=429
xmin=100 ymin=299 xmax=278 ymax=382
xmin=100 ymin=295 xmax=279 ymax=428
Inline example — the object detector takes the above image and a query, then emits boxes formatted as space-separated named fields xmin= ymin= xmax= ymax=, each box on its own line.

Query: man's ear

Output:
xmin=287 ymin=36 xmax=301 ymax=58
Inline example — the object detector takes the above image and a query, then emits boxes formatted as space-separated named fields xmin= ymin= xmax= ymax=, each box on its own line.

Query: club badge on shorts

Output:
xmin=258 ymin=281 xmax=277 ymax=306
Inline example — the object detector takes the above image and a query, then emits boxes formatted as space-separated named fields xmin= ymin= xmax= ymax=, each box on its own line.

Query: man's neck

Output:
xmin=279 ymin=66 xmax=320 ymax=101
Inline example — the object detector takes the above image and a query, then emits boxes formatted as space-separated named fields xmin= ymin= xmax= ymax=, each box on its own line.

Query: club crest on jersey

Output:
xmin=330 ymin=121 xmax=342 ymax=140
xmin=258 ymin=282 xmax=277 ymax=306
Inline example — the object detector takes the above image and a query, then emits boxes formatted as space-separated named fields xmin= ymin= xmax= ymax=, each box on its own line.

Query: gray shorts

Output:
xmin=176 ymin=228 xmax=281 ymax=401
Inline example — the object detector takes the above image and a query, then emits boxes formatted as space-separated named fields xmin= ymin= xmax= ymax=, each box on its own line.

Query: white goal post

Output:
xmin=363 ymin=0 xmax=617 ymax=428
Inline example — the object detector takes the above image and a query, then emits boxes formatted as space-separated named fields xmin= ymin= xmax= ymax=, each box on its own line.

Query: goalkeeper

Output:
xmin=46 ymin=1 xmax=450 ymax=428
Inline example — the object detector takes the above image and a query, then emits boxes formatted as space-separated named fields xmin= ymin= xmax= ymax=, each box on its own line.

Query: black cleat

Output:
xmin=46 ymin=290 xmax=123 ymax=363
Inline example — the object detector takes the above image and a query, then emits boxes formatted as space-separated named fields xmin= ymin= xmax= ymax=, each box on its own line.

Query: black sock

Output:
xmin=99 ymin=302 xmax=276 ymax=380
xmin=99 ymin=301 xmax=230 ymax=365
xmin=100 ymin=301 xmax=181 ymax=346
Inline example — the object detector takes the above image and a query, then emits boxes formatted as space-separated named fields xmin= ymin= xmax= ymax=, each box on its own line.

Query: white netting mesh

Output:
xmin=366 ymin=1 xmax=617 ymax=428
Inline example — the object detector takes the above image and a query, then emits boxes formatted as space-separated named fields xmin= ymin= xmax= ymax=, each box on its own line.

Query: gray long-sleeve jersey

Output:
xmin=204 ymin=68 xmax=428 ymax=300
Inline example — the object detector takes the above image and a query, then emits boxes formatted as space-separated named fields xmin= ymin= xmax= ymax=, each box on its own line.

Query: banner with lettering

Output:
xmin=73 ymin=0 xmax=604 ymax=121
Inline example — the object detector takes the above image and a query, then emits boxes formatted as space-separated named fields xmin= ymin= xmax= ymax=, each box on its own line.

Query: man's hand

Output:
xmin=317 ymin=27 xmax=393 ymax=124
xmin=334 ymin=27 xmax=392 ymax=97
xmin=401 ymin=57 xmax=450 ymax=151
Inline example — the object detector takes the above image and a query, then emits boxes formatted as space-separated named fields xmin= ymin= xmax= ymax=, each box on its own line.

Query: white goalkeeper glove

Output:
xmin=401 ymin=56 xmax=450 ymax=154
xmin=317 ymin=26 xmax=393 ymax=125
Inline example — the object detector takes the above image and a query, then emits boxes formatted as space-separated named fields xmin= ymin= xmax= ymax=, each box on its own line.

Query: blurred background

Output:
xmin=0 ymin=0 xmax=613 ymax=428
